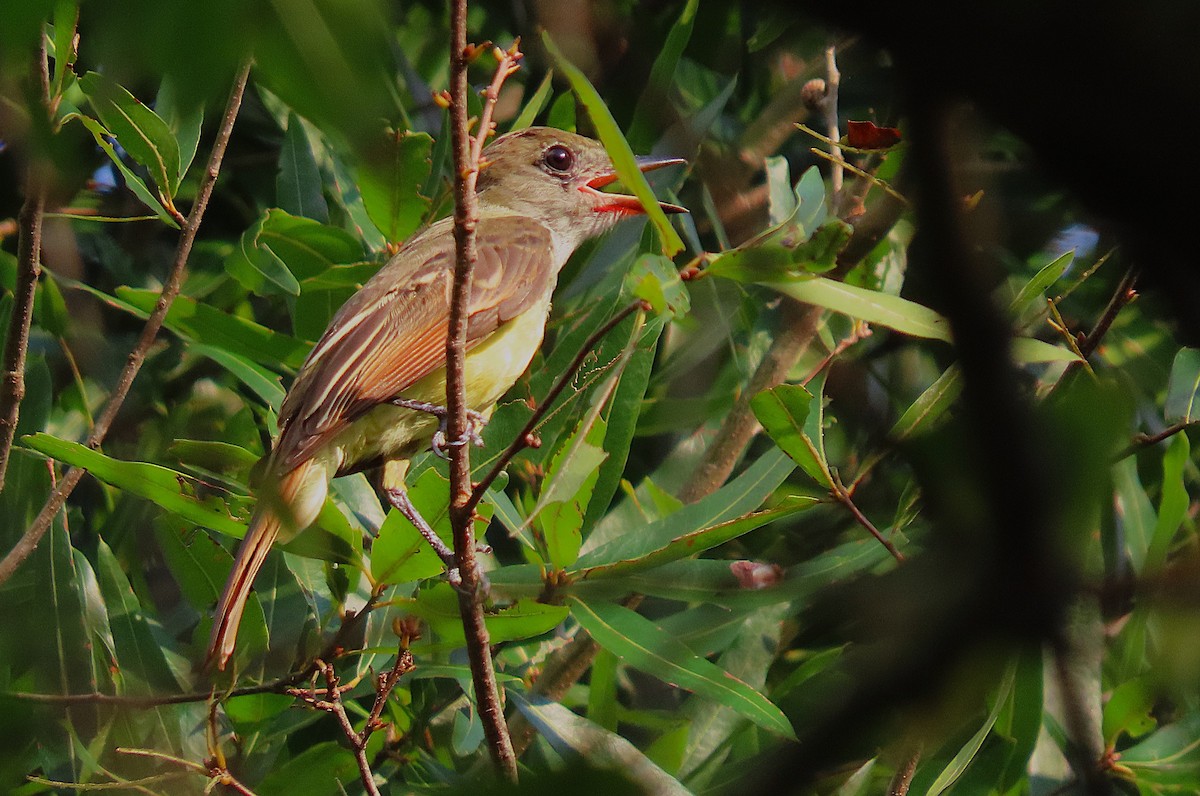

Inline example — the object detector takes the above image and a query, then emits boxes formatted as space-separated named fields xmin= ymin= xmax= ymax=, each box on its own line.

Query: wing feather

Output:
xmin=272 ymin=216 xmax=557 ymax=472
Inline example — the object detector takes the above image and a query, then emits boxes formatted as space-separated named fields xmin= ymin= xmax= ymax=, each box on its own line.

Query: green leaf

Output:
xmin=155 ymin=74 xmax=205 ymax=186
xmin=569 ymin=598 xmax=795 ymax=738
xmin=74 ymin=115 xmax=177 ymax=227
xmin=79 ymin=71 xmax=180 ymax=202
xmin=1112 ymin=456 xmax=1156 ymax=572
xmin=511 ymin=692 xmax=691 ymax=795
xmin=575 ymin=497 xmax=817 ymax=580
xmin=547 ymin=91 xmax=577 ymax=132
xmin=751 ymin=384 xmax=832 ymax=488
xmin=793 ymin=220 xmax=853 ymax=274
xmin=24 ymin=433 xmax=249 ymax=537
xmin=627 ymin=253 xmax=690 ymax=318
xmin=191 ymin=342 xmax=286 ymax=410
xmin=627 ymin=0 xmax=698 ymax=150
xmin=510 ymin=71 xmax=554 ymax=132
xmin=891 ymin=366 xmax=962 ymax=441
xmin=355 ymin=129 xmax=433 ymax=243
xmin=1009 ymin=250 xmax=1074 ymax=315
xmin=114 ymin=287 xmax=311 ymax=370
xmin=371 ymin=468 xmax=455 ymax=584
xmin=36 ymin=271 xmax=70 ymax=337
xmin=277 ymin=113 xmax=330 ymax=223
xmin=1165 ymin=347 xmax=1200 ymax=423
xmin=765 ymin=156 xmax=795 ymax=225
xmin=925 ymin=663 xmax=1016 ymax=795
xmin=1146 ymin=432 xmax=1189 ymax=572
xmin=409 ymin=584 xmax=568 ymax=645
xmin=1102 ymin=677 xmax=1157 ymax=744
xmin=577 ymin=447 xmax=794 ymax=568
xmin=1011 ymin=337 xmax=1082 ymax=364
xmin=226 ymin=209 xmax=364 ymax=298
xmin=537 ymin=416 xmax=608 ymax=569
xmin=255 ymin=741 xmax=360 ymax=796
xmin=769 ymin=276 xmax=952 ymax=342
xmin=543 ymin=31 xmax=685 ymax=257
xmin=94 ymin=538 xmax=182 ymax=694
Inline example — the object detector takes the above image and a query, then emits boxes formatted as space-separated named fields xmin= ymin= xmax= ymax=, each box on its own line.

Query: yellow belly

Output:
xmin=329 ymin=298 xmax=550 ymax=474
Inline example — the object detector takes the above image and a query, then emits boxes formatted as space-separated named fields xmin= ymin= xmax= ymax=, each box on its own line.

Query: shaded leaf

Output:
xmin=543 ymin=31 xmax=685 ymax=256
xmin=1165 ymin=347 xmax=1200 ymax=423
xmin=511 ymin=692 xmax=691 ymax=796
xmin=570 ymin=598 xmax=795 ymax=738
xmin=355 ymin=129 xmax=433 ymax=243
xmin=277 ymin=113 xmax=330 ymax=222
xmin=79 ymin=71 xmax=181 ymax=201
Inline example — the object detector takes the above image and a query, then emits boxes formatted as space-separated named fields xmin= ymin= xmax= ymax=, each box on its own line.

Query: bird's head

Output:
xmin=477 ymin=127 xmax=686 ymax=248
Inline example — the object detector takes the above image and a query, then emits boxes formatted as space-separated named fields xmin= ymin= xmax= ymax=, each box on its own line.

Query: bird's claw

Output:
xmin=431 ymin=409 xmax=488 ymax=459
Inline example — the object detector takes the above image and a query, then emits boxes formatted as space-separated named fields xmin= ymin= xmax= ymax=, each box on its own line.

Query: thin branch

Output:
xmin=0 ymin=37 xmax=53 ymax=489
xmin=0 ymin=60 xmax=253 ymax=587
xmin=1077 ymin=266 xmax=1139 ymax=360
xmin=887 ymin=745 xmax=921 ymax=796
xmin=446 ymin=6 xmax=519 ymax=780
xmin=832 ymin=474 xmax=905 ymax=562
xmin=467 ymin=300 xmax=644 ymax=513
xmin=822 ymin=44 xmax=844 ymax=204
xmin=1114 ymin=419 xmax=1199 ymax=461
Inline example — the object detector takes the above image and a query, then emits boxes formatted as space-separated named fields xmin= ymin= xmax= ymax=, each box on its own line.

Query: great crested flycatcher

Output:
xmin=207 ymin=127 xmax=685 ymax=669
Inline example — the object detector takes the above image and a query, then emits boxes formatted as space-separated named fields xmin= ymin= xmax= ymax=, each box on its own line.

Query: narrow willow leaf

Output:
xmin=575 ymin=498 xmax=817 ymax=580
xmin=510 ymin=70 xmax=555 ymax=131
xmin=577 ymin=447 xmax=794 ymax=567
xmin=926 ymin=664 xmax=1016 ymax=796
xmin=25 ymin=433 xmax=248 ymax=537
xmin=1011 ymin=337 xmax=1082 ymax=364
xmin=1146 ymin=433 xmax=1189 ymax=572
xmin=114 ymin=287 xmax=311 ymax=370
xmin=407 ymin=584 xmax=568 ymax=644
xmin=537 ymin=417 xmax=608 ymax=569
xmin=1112 ymin=457 xmax=1156 ymax=572
xmin=751 ymin=384 xmax=832 ymax=487
xmin=355 ymin=130 xmax=433 ymax=243
xmin=543 ymin=31 xmax=685 ymax=256
xmin=769 ymin=276 xmax=952 ymax=342
xmin=627 ymin=0 xmax=698 ymax=150
xmin=570 ymin=598 xmax=795 ymax=738
xmin=1009 ymin=250 xmax=1074 ymax=314
xmin=75 ymin=115 xmax=177 ymax=227
xmin=1165 ymin=347 xmax=1200 ymax=423
xmin=25 ymin=434 xmax=358 ymax=564
xmin=511 ymin=692 xmax=691 ymax=796
xmin=191 ymin=342 xmax=286 ymax=410
xmin=155 ymin=74 xmax=205 ymax=187
xmin=277 ymin=113 xmax=330 ymax=222
xmin=79 ymin=72 xmax=180 ymax=201
xmin=892 ymin=365 xmax=962 ymax=441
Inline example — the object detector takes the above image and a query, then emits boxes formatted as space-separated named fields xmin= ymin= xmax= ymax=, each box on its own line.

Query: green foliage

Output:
xmin=1 ymin=3 xmax=1199 ymax=795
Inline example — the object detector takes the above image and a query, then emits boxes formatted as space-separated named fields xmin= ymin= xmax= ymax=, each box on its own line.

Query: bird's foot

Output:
xmin=431 ymin=410 xmax=488 ymax=458
xmin=446 ymin=561 xmax=491 ymax=597
xmin=389 ymin=399 xmax=487 ymax=458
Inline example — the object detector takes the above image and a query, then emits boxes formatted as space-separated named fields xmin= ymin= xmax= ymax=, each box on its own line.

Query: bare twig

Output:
xmin=0 ymin=38 xmax=53 ymax=489
xmin=832 ymin=474 xmax=905 ymax=562
xmin=467 ymin=300 xmax=644 ymax=513
xmin=822 ymin=44 xmax=844 ymax=204
xmin=1077 ymin=266 xmax=1138 ymax=360
xmin=1114 ymin=420 xmax=1199 ymax=461
xmin=446 ymin=7 xmax=520 ymax=780
xmin=888 ymin=745 xmax=922 ymax=796
xmin=0 ymin=60 xmax=253 ymax=587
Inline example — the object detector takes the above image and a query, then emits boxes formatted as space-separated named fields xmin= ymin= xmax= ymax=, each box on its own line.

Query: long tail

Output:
xmin=207 ymin=459 xmax=326 ymax=671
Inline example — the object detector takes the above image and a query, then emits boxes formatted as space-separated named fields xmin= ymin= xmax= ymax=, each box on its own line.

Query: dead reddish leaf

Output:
xmin=846 ymin=120 xmax=902 ymax=150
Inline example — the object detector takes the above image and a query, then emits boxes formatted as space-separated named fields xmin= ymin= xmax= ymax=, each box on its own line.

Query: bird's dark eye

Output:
xmin=542 ymin=144 xmax=574 ymax=174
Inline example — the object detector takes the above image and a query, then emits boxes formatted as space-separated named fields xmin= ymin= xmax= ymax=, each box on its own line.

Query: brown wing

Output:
xmin=272 ymin=215 xmax=557 ymax=472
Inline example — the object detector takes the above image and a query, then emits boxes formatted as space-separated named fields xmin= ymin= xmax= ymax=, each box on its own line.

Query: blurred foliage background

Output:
xmin=1 ymin=0 xmax=1199 ymax=794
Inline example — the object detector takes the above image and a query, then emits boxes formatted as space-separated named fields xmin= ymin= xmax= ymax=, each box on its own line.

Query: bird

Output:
xmin=207 ymin=126 xmax=686 ymax=670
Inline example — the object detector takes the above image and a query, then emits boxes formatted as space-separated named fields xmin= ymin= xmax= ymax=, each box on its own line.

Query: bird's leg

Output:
xmin=389 ymin=398 xmax=487 ymax=458
xmin=381 ymin=460 xmax=489 ymax=595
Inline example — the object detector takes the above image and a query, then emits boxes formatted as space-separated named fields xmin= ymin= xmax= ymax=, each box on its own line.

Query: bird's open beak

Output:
xmin=585 ymin=155 xmax=688 ymax=215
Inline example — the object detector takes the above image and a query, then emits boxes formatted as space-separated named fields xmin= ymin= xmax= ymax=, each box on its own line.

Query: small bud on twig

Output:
xmin=801 ymin=78 xmax=828 ymax=110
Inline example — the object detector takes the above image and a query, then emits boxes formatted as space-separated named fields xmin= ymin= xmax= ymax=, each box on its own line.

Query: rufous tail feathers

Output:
xmin=206 ymin=459 xmax=324 ymax=671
